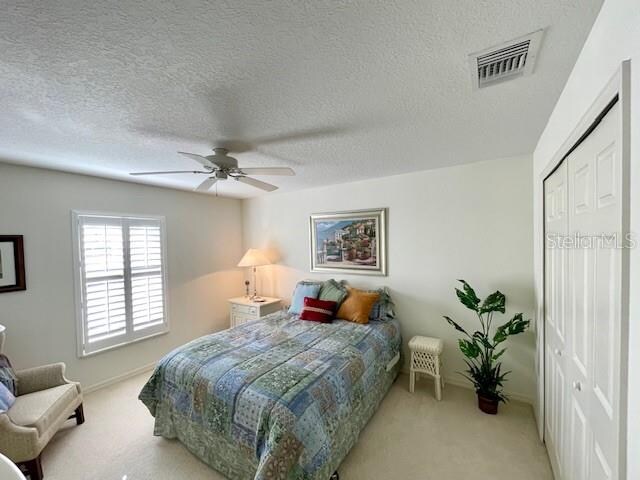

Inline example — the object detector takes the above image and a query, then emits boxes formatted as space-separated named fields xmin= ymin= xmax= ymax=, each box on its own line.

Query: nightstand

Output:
xmin=228 ymin=297 xmax=281 ymax=328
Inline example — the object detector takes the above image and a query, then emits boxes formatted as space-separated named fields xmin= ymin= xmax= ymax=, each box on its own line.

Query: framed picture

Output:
xmin=0 ymin=235 xmax=26 ymax=293
xmin=309 ymin=208 xmax=387 ymax=276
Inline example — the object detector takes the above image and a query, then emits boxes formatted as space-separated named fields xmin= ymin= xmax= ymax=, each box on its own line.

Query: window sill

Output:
xmin=79 ymin=328 xmax=169 ymax=358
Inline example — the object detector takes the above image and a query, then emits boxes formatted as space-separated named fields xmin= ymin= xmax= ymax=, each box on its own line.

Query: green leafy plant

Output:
xmin=444 ymin=280 xmax=530 ymax=403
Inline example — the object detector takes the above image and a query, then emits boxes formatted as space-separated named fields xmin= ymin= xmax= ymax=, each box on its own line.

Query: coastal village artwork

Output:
xmin=310 ymin=209 xmax=387 ymax=275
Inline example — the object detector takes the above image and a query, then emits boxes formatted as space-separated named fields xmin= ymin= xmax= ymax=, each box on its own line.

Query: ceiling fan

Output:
xmin=130 ymin=147 xmax=294 ymax=192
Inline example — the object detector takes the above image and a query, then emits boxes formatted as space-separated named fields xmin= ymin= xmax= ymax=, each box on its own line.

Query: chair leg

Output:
xmin=434 ymin=355 xmax=443 ymax=400
xmin=19 ymin=455 xmax=43 ymax=480
xmin=68 ymin=404 xmax=85 ymax=425
xmin=75 ymin=404 xmax=85 ymax=425
xmin=409 ymin=370 xmax=415 ymax=393
xmin=434 ymin=375 xmax=442 ymax=401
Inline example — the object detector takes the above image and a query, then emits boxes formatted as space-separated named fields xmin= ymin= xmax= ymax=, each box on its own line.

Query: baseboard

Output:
xmin=442 ymin=375 xmax=534 ymax=406
xmin=400 ymin=367 xmax=534 ymax=405
xmin=83 ymin=362 xmax=157 ymax=394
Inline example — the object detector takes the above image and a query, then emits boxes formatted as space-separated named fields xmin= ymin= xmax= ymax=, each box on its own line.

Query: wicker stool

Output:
xmin=409 ymin=336 xmax=444 ymax=400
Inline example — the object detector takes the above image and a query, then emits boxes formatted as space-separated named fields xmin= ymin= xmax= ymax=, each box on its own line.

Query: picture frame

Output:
xmin=309 ymin=208 xmax=387 ymax=276
xmin=0 ymin=235 xmax=26 ymax=293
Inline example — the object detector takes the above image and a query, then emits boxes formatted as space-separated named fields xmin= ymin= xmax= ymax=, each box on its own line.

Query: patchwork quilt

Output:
xmin=139 ymin=311 xmax=401 ymax=480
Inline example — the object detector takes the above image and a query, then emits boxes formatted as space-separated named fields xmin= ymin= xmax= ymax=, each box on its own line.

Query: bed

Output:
xmin=139 ymin=310 xmax=401 ymax=480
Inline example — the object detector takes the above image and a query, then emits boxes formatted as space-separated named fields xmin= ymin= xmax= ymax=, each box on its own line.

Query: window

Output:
xmin=72 ymin=212 xmax=169 ymax=356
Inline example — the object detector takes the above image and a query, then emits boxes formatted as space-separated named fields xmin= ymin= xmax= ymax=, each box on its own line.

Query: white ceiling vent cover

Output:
xmin=469 ymin=29 xmax=544 ymax=89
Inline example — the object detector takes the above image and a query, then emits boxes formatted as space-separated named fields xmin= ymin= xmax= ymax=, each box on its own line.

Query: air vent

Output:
xmin=469 ymin=30 xmax=544 ymax=89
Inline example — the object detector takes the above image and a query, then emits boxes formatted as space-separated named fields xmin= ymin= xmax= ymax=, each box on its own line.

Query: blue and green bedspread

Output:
xmin=139 ymin=310 xmax=401 ymax=480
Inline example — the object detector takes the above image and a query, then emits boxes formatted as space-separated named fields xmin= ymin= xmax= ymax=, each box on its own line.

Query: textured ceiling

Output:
xmin=0 ymin=1 xmax=602 ymax=198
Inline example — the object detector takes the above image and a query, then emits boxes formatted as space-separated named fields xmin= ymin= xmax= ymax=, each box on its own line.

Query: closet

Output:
xmin=544 ymin=100 xmax=622 ymax=480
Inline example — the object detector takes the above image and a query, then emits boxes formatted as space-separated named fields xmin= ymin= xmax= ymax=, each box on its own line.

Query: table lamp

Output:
xmin=237 ymin=248 xmax=271 ymax=301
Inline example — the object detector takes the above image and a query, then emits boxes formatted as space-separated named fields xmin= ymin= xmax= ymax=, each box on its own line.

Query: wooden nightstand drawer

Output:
xmin=228 ymin=297 xmax=282 ymax=329
xmin=231 ymin=313 xmax=253 ymax=326
xmin=232 ymin=304 xmax=258 ymax=316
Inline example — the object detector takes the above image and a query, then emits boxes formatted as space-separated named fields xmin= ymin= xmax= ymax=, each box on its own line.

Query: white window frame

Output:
xmin=71 ymin=210 xmax=170 ymax=357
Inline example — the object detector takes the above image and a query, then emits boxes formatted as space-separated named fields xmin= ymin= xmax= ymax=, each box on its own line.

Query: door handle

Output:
xmin=554 ymin=349 xmax=563 ymax=357
xmin=573 ymin=381 xmax=582 ymax=392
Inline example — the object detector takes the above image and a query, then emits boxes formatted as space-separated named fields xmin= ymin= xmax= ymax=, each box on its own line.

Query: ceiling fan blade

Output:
xmin=239 ymin=167 xmax=295 ymax=176
xmin=130 ymin=170 xmax=209 ymax=176
xmin=178 ymin=152 xmax=213 ymax=167
xmin=236 ymin=176 xmax=278 ymax=192
xmin=196 ymin=177 xmax=218 ymax=191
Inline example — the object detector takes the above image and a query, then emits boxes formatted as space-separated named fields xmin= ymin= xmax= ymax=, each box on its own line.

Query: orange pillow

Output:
xmin=336 ymin=287 xmax=380 ymax=324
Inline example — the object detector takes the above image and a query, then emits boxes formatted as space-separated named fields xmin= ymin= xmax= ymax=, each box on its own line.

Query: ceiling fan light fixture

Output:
xmin=130 ymin=144 xmax=294 ymax=193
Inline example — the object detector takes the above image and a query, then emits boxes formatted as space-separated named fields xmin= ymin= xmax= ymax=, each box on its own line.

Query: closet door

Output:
xmin=544 ymin=161 xmax=569 ymax=478
xmin=566 ymin=101 xmax=621 ymax=480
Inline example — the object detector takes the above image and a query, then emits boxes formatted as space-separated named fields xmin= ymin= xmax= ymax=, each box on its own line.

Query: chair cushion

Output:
xmin=7 ymin=384 xmax=78 ymax=435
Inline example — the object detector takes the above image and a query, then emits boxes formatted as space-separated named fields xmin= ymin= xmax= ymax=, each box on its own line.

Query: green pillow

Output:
xmin=318 ymin=279 xmax=348 ymax=306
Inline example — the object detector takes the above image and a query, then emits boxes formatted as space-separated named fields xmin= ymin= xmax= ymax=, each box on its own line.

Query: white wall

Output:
xmin=0 ymin=163 xmax=244 ymax=388
xmin=242 ymin=155 xmax=536 ymax=401
xmin=532 ymin=0 xmax=639 ymax=474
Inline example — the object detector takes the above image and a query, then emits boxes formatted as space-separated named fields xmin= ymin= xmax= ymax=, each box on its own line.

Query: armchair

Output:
xmin=0 ymin=363 xmax=83 ymax=480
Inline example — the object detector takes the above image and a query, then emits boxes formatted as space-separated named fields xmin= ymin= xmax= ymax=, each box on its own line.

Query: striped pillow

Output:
xmin=299 ymin=297 xmax=337 ymax=323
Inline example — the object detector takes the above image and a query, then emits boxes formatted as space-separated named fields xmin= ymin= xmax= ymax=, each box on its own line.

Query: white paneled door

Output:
xmin=545 ymin=160 xmax=569 ymax=477
xmin=544 ymin=101 xmax=622 ymax=480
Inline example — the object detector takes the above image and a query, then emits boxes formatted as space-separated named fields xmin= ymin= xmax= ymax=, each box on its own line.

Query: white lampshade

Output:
xmin=0 ymin=453 xmax=25 ymax=479
xmin=237 ymin=249 xmax=271 ymax=268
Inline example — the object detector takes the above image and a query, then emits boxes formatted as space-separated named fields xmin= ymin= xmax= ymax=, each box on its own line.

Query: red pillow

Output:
xmin=299 ymin=297 xmax=337 ymax=323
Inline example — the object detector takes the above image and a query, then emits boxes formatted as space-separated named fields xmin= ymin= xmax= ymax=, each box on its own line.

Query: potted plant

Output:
xmin=444 ymin=280 xmax=530 ymax=414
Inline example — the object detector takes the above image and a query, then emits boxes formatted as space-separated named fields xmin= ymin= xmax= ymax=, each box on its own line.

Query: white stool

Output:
xmin=409 ymin=336 xmax=444 ymax=400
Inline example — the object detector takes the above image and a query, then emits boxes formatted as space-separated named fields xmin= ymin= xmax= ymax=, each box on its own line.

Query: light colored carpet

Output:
xmin=42 ymin=372 xmax=552 ymax=479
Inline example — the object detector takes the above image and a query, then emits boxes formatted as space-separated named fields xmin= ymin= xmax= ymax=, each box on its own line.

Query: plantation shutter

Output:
xmin=75 ymin=213 xmax=168 ymax=356
xmin=129 ymin=220 xmax=165 ymax=331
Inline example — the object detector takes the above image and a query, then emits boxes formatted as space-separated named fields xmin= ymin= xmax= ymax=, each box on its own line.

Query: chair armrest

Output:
xmin=15 ymin=363 xmax=71 ymax=396
xmin=0 ymin=414 xmax=40 ymax=462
